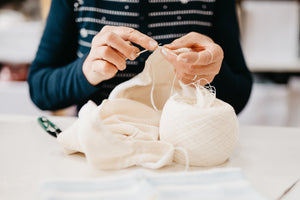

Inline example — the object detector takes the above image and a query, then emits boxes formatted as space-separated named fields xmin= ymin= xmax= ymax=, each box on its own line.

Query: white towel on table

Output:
xmin=40 ymin=168 xmax=267 ymax=200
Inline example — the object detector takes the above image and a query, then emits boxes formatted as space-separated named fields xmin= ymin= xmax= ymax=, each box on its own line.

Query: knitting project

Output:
xmin=57 ymin=47 xmax=239 ymax=170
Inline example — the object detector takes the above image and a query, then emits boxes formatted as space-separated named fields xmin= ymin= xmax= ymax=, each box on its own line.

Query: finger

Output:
xmin=165 ymin=32 xmax=212 ymax=49
xmin=164 ymin=34 xmax=192 ymax=50
xmin=177 ymin=50 xmax=212 ymax=65
xmin=177 ymin=74 xmax=196 ymax=85
xmin=91 ymin=59 xmax=118 ymax=78
xmin=177 ymin=44 xmax=223 ymax=65
xmin=116 ymin=43 xmax=128 ymax=60
xmin=179 ymin=74 xmax=215 ymax=85
xmin=91 ymin=46 xmax=126 ymax=71
xmin=102 ymin=26 xmax=158 ymax=50
xmin=195 ymin=74 xmax=215 ymax=85
xmin=161 ymin=47 xmax=178 ymax=66
xmin=93 ymin=31 xmax=140 ymax=60
xmin=188 ymin=63 xmax=220 ymax=75
xmin=161 ymin=47 xmax=195 ymax=75
xmin=182 ymin=72 xmax=197 ymax=81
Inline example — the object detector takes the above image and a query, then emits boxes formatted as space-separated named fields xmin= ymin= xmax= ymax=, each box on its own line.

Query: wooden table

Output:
xmin=1 ymin=115 xmax=300 ymax=200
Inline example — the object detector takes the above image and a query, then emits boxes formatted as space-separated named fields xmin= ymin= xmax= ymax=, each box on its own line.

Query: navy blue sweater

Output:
xmin=28 ymin=0 xmax=252 ymax=114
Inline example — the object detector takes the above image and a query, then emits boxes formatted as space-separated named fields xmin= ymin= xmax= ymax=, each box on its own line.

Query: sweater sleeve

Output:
xmin=210 ymin=0 xmax=253 ymax=114
xmin=27 ymin=0 xmax=98 ymax=111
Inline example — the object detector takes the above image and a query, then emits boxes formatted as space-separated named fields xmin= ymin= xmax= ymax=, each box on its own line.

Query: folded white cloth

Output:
xmin=57 ymin=47 xmax=238 ymax=170
xmin=40 ymin=168 xmax=266 ymax=200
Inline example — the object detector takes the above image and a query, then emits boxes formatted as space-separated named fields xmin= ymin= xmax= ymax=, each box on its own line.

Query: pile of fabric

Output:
xmin=57 ymin=48 xmax=239 ymax=170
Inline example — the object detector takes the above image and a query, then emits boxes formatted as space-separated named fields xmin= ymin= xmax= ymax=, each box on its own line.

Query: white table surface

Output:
xmin=1 ymin=114 xmax=300 ymax=200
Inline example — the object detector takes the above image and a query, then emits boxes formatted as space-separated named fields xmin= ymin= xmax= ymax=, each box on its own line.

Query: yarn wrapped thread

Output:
xmin=160 ymin=85 xmax=239 ymax=167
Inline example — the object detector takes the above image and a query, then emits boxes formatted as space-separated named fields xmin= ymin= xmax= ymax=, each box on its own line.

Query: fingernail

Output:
xmin=165 ymin=43 xmax=174 ymax=48
xmin=120 ymin=65 xmax=126 ymax=71
xmin=131 ymin=52 xmax=137 ymax=60
xmin=161 ymin=47 xmax=167 ymax=56
xmin=149 ymin=40 xmax=158 ymax=49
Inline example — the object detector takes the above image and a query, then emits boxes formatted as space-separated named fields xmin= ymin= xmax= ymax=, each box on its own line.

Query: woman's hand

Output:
xmin=83 ymin=26 xmax=158 ymax=86
xmin=161 ymin=32 xmax=224 ymax=85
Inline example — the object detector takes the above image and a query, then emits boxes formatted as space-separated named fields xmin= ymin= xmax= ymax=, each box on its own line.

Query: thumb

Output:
xmin=164 ymin=41 xmax=182 ymax=50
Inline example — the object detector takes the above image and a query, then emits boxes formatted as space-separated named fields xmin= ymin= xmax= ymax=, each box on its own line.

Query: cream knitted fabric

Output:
xmin=57 ymin=99 xmax=174 ymax=170
xmin=57 ymin=47 xmax=238 ymax=170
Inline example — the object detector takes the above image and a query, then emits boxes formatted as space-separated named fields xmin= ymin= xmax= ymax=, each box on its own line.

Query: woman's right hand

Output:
xmin=82 ymin=26 xmax=158 ymax=86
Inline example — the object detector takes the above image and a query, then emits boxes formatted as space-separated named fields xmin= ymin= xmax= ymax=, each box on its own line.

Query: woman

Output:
xmin=28 ymin=0 xmax=252 ymax=114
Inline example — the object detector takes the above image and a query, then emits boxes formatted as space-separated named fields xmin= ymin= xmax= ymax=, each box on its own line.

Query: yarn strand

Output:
xmin=150 ymin=44 xmax=163 ymax=112
xmin=170 ymin=72 xmax=178 ymax=97
xmin=174 ymin=147 xmax=190 ymax=172
xmin=150 ymin=66 xmax=159 ymax=111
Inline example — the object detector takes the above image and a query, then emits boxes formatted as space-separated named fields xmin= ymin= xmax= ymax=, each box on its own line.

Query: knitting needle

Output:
xmin=136 ymin=48 xmax=149 ymax=56
xmin=126 ymin=43 xmax=162 ymax=60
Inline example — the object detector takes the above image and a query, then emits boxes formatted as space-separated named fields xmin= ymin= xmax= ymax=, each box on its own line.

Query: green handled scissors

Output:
xmin=38 ymin=116 xmax=62 ymax=138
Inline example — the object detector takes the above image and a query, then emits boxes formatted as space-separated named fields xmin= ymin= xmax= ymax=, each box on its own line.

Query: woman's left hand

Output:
xmin=161 ymin=32 xmax=224 ymax=85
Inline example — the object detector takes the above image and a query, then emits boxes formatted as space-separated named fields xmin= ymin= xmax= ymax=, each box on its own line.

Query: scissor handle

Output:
xmin=38 ymin=116 xmax=62 ymax=138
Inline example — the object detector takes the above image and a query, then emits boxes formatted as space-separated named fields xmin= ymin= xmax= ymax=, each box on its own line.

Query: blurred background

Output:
xmin=0 ymin=0 xmax=299 ymax=127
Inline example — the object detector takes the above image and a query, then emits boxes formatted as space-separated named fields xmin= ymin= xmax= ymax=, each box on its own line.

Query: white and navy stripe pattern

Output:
xmin=73 ymin=0 xmax=216 ymax=93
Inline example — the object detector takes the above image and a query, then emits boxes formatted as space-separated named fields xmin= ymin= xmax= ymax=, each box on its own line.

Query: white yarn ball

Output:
xmin=159 ymin=89 xmax=239 ymax=167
